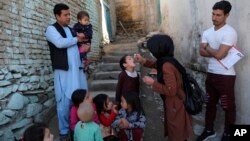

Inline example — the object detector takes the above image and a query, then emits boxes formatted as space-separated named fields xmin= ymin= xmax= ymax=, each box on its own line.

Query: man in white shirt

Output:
xmin=45 ymin=3 xmax=87 ymax=141
xmin=197 ymin=1 xmax=237 ymax=141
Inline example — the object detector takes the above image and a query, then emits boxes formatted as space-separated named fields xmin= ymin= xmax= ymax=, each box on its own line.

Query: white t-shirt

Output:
xmin=201 ymin=24 xmax=237 ymax=75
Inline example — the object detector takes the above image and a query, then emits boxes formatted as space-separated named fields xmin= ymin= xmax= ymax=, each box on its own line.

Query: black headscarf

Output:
xmin=147 ymin=34 xmax=186 ymax=84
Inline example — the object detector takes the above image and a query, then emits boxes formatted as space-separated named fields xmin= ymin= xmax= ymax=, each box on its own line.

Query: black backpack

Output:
xmin=182 ymin=73 xmax=204 ymax=115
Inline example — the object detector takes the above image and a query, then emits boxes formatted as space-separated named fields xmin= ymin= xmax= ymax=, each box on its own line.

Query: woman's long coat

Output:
xmin=144 ymin=60 xmax=193 ymax=141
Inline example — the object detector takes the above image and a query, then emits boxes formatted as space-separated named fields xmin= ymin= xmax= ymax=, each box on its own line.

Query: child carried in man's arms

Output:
xmin=73 ymin=11 xmax=92 ymax=72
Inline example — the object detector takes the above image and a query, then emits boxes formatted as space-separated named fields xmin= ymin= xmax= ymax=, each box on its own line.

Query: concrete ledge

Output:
xmin=102 ymin=56 xmax=122 ymax=63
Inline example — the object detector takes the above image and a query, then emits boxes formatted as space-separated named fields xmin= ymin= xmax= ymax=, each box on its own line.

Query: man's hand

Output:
xmin=77 ymin=32 xmax=85 ymax=42
xmin=206 ymin=44 xmax=231 ymax=60
xmin=200 ymin=43 xmax=212 ymax=57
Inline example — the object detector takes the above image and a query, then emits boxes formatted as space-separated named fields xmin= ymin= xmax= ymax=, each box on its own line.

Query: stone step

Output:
xmin=105 ymin=50 xmax=138 ymax=56
xmin=90 ymin=91 xmax=116 ymax=99
xmin=102 ymin=56 xmax=121 ymax=63
xmin=105 ymin=45 xmax=138 ymax=51
xmin=93 ymin=71 xmax=120 ymax=80
xmin=108 ymin=48 xmax=138 ymax=51
xmin=89 ymin=80 xmax=117 ymax=91
xmin=97 ymin=63 xmax=140 ymax=72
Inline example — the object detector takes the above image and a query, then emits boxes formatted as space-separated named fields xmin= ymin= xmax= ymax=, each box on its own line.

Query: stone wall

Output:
xmin=114 ymin=0 xmax=160 ymax=36
xmin=107 ymin=0 xmax=117 ymax=39
xmin=159 ymin=0 xmax=250 ymax=124
xmin=0 ymin=0 xmax=101 ymax=140
xmin=144 ymin=0 xmax=159 ymax=33
xmin=85 ymin=0 xmax=102 ymax=60
xmin=115 ymin=0 xmax=146 ymax=35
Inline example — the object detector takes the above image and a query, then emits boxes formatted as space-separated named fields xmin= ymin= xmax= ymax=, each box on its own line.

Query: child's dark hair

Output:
xmin=122 ymin=91 xmax=144 ymax=116
xmin=213 ymin=0 xmax=232 ymax=15
xmin=71 ymin=89 xmax=87 ymax=107
xmin=53 ymin=3 xmax=69 ymax=16
xmin=104 ymin=135 xmax=119 ymax=141
xmin=93 ymin=94 xmax=108 ymax=114
xmin=23 ymin=123 xmax=47 ymax=141
xmin=119 ymin=55 xmax=128 ymax=71
xmin=77 ymin=11 xmax=89 ymax=20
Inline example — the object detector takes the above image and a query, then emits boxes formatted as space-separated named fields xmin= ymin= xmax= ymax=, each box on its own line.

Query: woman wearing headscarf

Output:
xmin=135 ymin=34 xmax=193 ymax=141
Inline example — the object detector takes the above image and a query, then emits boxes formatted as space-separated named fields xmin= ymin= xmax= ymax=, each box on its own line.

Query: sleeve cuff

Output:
xmin=221 ymin=42 xmax=234 ymax=46
xmin=73 ymin=37 xmax=78 ymax=43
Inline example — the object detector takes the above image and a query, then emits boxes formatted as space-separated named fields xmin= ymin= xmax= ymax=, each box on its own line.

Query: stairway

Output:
xmin=89 ymin=40 xmax=139 ymax=99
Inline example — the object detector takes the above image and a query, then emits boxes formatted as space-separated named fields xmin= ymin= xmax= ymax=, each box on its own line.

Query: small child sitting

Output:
xmin=74 ymin=102 xmax=103 ymax=141
xmin=112 ymin=91 xmax=146 ymax=141
xmin=93 ymin=94 xmax=118 ymax=138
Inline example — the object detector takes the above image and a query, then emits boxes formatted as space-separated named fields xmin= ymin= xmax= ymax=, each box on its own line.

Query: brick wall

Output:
xmin=0 ymin=0 xmax=101 ymax=140
xmin=85 ymin=0 xmax=101 ymax=60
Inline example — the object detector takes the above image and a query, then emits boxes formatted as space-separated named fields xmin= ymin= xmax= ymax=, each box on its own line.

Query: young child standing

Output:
xmin=73 ymin=11 xmax=93 ymax=72
xmin=116 ymin=55 xmax=140 ymax=108
xmin=111 ymin=91 xmax=146 ymax=141
xmin=70 ymin=89 xmax=99 ymax=132
xmin=93 ymin=94 xmax=118 ymax=138
xmin=74 ymin=102 xmax=103 ymax=141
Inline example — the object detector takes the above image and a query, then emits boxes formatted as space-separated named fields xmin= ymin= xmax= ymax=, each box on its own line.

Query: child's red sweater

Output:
xmin=99 ymin=111 xmax=117 ymax=127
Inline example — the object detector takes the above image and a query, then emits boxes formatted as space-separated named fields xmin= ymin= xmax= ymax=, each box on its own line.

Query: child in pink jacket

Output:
xmin=70 ymin=89 xmax=99 ymax=132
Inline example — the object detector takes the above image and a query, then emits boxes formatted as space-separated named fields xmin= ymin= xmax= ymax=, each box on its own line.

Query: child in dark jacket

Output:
xmin=73 ymin=10 xmax=93 ymax=72
xmin=116 ymin=55 xmax=140 ymax=108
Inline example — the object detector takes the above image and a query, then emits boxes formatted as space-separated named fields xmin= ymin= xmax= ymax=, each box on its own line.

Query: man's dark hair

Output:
xmin=77 ymin=11 xmax=90 ymax=20
xmin=53 ymin=3 xmax=69 ymax=16
xmin=213 ymin=0 xmax=232 ymax=15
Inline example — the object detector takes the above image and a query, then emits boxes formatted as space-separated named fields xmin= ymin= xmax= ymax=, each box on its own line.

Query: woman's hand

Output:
xmin=134 ymin=54 xmax=146 ymax=64
xmin=143 ymin=76 xmax=155 ymax=86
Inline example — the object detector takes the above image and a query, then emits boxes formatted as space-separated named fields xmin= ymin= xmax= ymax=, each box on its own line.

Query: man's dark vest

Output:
xmin=47 ymin=22 xmax=76 ymax=71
